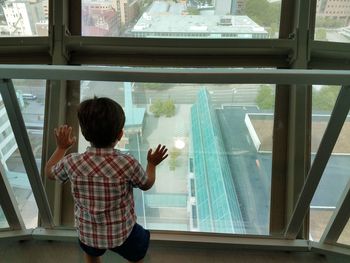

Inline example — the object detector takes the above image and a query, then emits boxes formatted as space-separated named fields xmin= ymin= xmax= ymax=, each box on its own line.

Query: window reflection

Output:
xmin=0 ymin=1 xmax=48 ymax=37
xmin=82 ymin=0 xmax=281 ymax=38
xmin=0 ymin=80 xmax=45 ymax=229
xmin=310 ymin=85 xmax=350 ymax=241
xmin=79 ymin=81 xmax=274 ymax=234
xmin=315 ymin=0 xmax=350 ymax=43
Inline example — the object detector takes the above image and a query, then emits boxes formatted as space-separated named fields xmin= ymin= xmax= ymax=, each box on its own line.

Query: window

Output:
xmin=315 ymin=0 xmax=350 ymax=42
xmin=338 ymin=219 xmax=350 ymax=246
xmin=81 ymin=0 xmax=281 ymax=39
xmin=78 ymin=80 xmax=275 ymax=234
xmin=0 ymin=0 xmax=49 ymax=37
xmin=309 ymin=85 xmax=350 ymax=241
xmin=0 ymin=80 xmax=46 ymax=229
xmin=0 ymin=206 xmax=9 ymax=228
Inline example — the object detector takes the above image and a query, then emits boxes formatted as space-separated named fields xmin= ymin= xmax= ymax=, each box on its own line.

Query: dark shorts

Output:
xmin=79 ymin=223 xmax=150 ymax=262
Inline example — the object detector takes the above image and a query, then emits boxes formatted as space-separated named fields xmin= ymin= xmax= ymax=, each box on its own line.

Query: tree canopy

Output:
xmin=150 ymin=98 xmax=176 ymax=117
xmin=256 ymin=85 xmax=274 ymax=110
xmin=312 ymin=86 xmax=339 ymax=111
xmin=244 ymin=0 xmax=281 ymax=27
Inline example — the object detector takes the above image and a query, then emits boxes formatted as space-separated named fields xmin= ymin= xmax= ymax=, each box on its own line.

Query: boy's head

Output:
xmin=78 ymin=97 xmax=125 ymax=148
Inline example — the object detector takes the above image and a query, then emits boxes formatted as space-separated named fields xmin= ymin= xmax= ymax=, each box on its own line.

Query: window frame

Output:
xmin=0 ymin=0 xmax=349 ymax=252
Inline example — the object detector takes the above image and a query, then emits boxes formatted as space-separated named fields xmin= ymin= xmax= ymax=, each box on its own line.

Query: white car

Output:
xmin=22 ymin=93 xmax=37 ymax=100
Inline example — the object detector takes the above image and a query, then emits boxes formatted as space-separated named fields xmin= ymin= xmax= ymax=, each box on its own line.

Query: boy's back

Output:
xmin=54 ymin=147 xmax=147 ymax=248
xmin=45 ymin=97 xmax=168 ymax=263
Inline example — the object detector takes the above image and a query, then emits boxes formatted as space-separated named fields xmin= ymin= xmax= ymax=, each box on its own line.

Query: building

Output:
xmin=214 ymin=0 xmax=247 ymax=15
xmin=1 ymin=1 xmax=350 ymax=262
xmin=317 ymin=0 xmax=350 ymax=24
xmin=113 ymin=0 xmax=141 ymax=27
xmin=191 ymin=89 xmax=245 ymax=233
xmin=82 ymin=1 xmax=120 ymax=36
xmin=131 ymin=1 xmax=267 ymax=38
xmin=0 ymin=0 xmax=47 ymax=36
xmin=0 ymin=97 xmax=17 ymax=171
xmin=132 ymin=12 xmax=267 ymax=38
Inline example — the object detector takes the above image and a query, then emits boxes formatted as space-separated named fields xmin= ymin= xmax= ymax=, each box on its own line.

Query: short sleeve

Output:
xmin=129 ymin=159 xmax=148 ymax=188
xmin=51 ymin=157 xmax=69 ymax=183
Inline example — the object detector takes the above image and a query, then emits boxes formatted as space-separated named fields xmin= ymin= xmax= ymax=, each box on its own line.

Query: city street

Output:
xmin=85 ymin=81 xmax=262 ymax=106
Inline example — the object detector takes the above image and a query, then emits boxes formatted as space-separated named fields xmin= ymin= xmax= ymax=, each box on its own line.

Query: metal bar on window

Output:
xmin=285 ymin=86 xmax=350 ymax=239
xmin=1 ymin=65 xmax=350 ymax=85
xmin=319 ymin=180 xmax=350 ymax=244
xmin=0 ymin=79 xmax=54 ymax=228
xmin=65 ymin=37 xmax=295 ymax=53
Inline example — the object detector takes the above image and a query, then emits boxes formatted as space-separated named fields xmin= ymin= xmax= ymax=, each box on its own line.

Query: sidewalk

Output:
xmin=141 ymin=104 xmax=192 ymax=230
xmin=143 ymin=104 xmax=191 ymax=194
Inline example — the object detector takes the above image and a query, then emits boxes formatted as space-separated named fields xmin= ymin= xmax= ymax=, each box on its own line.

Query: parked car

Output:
xmin=22 ymin=93 xmax=37 ymax=100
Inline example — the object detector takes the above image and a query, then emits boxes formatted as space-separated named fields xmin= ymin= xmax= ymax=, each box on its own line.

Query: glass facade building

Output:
xmin=191 ymin=88 xmax=245 ymax=234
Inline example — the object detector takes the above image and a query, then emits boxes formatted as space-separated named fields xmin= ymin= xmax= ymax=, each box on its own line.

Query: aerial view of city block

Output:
xmin=0 ymin=0 xmax=350 ymax=242
xmin=1 ymin=0 xmax=350 ymax=42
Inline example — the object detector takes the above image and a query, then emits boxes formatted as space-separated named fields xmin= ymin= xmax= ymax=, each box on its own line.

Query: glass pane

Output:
xmin=0 ymin=1 xmax=48 ymax=37
xmin=315 ymin=0 xmax=350 ymax=42
xmin=82 ymin=0 xmax=281 ymax=38
xmin=78 ymin=80 xmax=275 ymax=234
xmin=338 ymin=219 xmax=350 ymax=246
xmin=310 ymin=85 xmax=350 ymax=241
xmin=0 ymin=79 xmax=46 ymax=229
xmin=0 ymin=205 xmax=9 ymax=228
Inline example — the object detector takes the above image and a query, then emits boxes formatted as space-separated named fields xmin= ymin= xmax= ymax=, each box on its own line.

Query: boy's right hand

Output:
xmin=147 ymin=144 xmax=168 ymax=166
xmin=54 ymin=125 xmax=76 ymax=150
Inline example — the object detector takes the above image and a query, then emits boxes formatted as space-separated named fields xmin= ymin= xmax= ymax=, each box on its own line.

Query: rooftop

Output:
xmin=133 ymin=1 xmax=267 ymax=35
xmin=133 ymin=14 xmax=267 ymax=34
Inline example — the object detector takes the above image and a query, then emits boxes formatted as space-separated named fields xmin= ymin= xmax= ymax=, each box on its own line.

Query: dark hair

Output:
xmin=77 ymin=97 xmax=125 ymax=148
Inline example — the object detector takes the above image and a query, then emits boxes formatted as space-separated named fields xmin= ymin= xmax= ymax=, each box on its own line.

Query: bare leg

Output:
xmin=84 ymin=253 xmax=102 ymax=263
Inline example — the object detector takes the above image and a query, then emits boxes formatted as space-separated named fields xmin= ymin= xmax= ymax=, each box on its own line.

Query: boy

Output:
xmin=45 ymin=97 xmax=168 ymax=263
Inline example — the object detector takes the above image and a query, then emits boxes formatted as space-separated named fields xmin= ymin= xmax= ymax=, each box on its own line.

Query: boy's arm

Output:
xmin=139 ymin=144 xmax=168 ymax=191
xmin=45 ymin=125 xmax=76 ymax=180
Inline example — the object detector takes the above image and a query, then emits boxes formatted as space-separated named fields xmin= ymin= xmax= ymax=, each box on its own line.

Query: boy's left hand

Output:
xmin=147 ymin=144 xmax=168 ymax=166
xmin=55 ymin=125 xmax=76 ymax=150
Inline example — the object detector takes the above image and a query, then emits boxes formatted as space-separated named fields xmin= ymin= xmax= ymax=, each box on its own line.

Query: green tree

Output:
xmin=163 ymin=99 xmax=176 ymax=117
xmin=313 ymin=86 xmax=339 ymax=111
xmin=256 ymin=85 xmax=274 ymax=109
xmin=315 ymin=28 xmax=327 ymax=41
xmin=170 ymin=148 xmax=181 ymax=159
xmin=150 ymin=99 xmax=176 ymax=117
xmin=244 ymin=0 xmax=281 ymax=27
xmin=150 ymin=99 xmax=163 ymax=117
xmin=168 ymin=148 xmax=181 ymax=170
xmin=316 ymin=17 xmax=345 ymax=28
xmin=169 ymin=156 xmax=177 ymax=170
xmin=268 ymin=23 xmax=278 ymax=38
xmin=186 ymin=7 xmax=200 ymax=15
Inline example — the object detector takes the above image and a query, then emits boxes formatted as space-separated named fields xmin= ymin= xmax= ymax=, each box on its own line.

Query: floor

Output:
xmin=0 ymin=239 xmax=348 ymax=263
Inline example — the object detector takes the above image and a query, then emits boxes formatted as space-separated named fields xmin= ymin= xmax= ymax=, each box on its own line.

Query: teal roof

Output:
xmin=191 ymin=88 xmax=245 ymax=234
xmin=124 ymin=82 xmax=145 ymax=127
xmin=145 ymin=193 xmax=187 ymax=208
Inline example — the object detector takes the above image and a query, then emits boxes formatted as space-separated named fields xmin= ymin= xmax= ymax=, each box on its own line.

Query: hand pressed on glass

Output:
xmin=147 ymin=144 xmax=168 ymax=166
xmin=54 ymin=125 xmax=76 ymax=150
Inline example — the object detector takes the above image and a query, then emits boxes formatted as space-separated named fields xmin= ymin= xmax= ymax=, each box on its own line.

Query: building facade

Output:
xmin=317 ymin=0 xmax=350 ymax=24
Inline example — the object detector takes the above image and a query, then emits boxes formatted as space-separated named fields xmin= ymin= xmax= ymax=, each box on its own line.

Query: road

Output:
xmin=326 ymin=30 xmax=350 ymax=43
xmin=14 ymin=80 xmax=262 ymax=107
xmin=86 ymin=81 xmax=261 ymax=106
xmin=132 ymin=84 xmax=260 ymax=105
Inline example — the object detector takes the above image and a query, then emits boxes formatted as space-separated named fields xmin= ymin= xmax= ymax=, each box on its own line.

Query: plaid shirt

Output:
xmin=52 ymin=147 xmax=148 ymax=249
